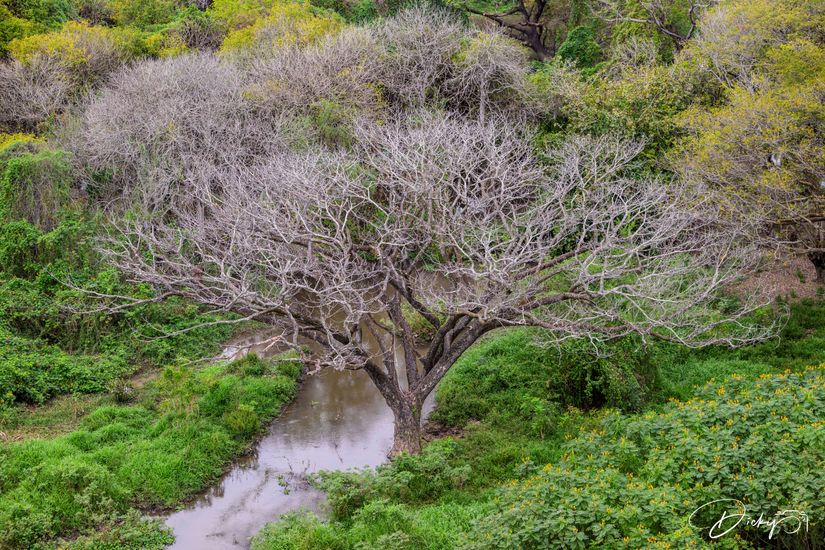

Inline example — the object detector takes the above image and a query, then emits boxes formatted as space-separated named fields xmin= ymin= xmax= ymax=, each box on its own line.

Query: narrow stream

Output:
xmin=164 ymin=332 xmax=435 ymax=549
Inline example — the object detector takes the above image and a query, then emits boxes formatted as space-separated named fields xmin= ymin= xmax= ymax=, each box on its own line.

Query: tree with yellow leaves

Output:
xmin=674 ymin=0 xmax=825 ymax=279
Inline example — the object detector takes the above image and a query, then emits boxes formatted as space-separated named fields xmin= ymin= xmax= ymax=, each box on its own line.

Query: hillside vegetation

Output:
xmin=0 ymin=0 xmax=823 ymax=548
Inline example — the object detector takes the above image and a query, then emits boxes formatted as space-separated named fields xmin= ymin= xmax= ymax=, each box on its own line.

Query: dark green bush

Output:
xmin=0 ymin=147 xmax=74 ymax=231
xmin=557 ymin=25 xmax=601 ymax=68
xmin=432 ymin=330 xmax=654 ymax=430
xmin=3 ymin=0 xmax=73 ymax=28
xmin=314 ymin=438 xmax=471 ymax=521
xmin=0 ymin=332 xmax=129 ymax=406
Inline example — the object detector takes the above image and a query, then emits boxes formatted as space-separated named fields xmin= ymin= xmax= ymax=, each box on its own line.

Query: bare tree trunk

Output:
xmin=809 ymin=251 xmax=825 ymax=282
xmin=363 ymin=361 xmax=423 ymax=456
xmin=465 ymin=0 xmax=554 ymax=61
xmin=390 ymin=398 xmax=422 ymax=455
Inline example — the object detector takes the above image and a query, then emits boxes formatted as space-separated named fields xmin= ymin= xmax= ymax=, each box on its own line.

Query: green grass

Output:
xmin=0 ymin=354 xmax=301 ymax=549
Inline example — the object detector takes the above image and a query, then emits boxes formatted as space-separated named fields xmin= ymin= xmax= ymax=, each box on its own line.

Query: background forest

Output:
xmin=0 ymin=0 xmax=824 ymax=548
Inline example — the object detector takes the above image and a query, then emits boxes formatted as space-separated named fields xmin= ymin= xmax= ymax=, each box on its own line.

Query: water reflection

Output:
xmin=165 ymin=333 xmax=434 ymax=549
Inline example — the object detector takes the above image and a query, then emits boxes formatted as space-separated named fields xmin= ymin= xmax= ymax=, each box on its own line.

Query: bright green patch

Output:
xmin=0 ymin=353 xmax=301 ymax=548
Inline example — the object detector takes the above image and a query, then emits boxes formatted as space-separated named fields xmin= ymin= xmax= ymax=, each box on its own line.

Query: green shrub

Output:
xmin=0 ymin=219 xmax=40 ymax=278
xmin=432 ymin=330 xmax=654 ymax=430
xmin=251 ymin=501 xmax=486 ymax=550
xmin=464 ymin=367 xmax=825 ymax=549
xmin=0 ymin=333 xmax=129 ymax=406
xmin=0 ymin=4 xmax=36 ymax=56
xmin=0 ymin=147 xmax=74 ymax=231
xmin=111 ymin=0 xmax=179 ymax=27
xmin=557 ymin=25 xmax=601 ymax=68
xmin=4 ymin=0 xmax=74 ymax=26
xmin=314 ymin=438 xmax=472 ymax=521
xmin=252 ymin=511 xmax=349 ymax=550
xmin=223 ymin=402 xmax=260 ymax=438
xmin=308 ymin=0 xmax=421 ymax=23
xmin=227 ymin=353 xmax=270 ymax=376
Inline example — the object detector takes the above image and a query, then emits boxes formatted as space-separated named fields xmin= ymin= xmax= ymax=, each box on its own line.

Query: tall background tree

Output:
xmin=674 ymin=0 xmax=825 ymax=279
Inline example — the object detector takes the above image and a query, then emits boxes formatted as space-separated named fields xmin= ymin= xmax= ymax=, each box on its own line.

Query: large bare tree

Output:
xmin=90 ymin=110 xmax=769 ymax=454
xmin=74 ymin=10 xmax=771 ymax=454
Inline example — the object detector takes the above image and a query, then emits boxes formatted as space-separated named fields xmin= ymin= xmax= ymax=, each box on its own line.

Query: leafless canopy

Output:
xmin=78 ymin=8 xmax=771 ymax=454
xmin=0 ymin=57 xmax=72 ymax=133
xmin=78 ymin=53 xmax=286 ymax=207
xmin=97 ymin=113 xmax=770 ymax=451
xmin=244 ymin=7 xmax=539 ymax=124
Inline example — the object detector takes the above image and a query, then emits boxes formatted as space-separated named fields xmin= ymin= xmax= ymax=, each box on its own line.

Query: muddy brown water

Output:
xmin=164 ymin=332 xmax=435 ymax=549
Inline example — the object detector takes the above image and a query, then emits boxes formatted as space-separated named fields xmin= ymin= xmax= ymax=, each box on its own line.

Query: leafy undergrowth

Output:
xmin=0 ymin=354 xmax=301 ymax=549
xmin=251 ymin=301 xmax=825 ymax=550
xmin=0 ymin=157 xmax=239 ymax=412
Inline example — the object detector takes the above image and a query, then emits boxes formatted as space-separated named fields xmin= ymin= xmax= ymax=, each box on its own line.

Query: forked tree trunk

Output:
xmin=363 ymin=317 xmax=490 ymax=456
xmin=363 ymin=362 xmax=424 ymax=456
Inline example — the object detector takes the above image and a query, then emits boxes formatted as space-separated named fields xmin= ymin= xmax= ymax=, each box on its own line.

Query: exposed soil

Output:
xmin=734 ymin=255 xmax=824 ymax=302
xmin=421 ymin=420 xmax=465 ymax=442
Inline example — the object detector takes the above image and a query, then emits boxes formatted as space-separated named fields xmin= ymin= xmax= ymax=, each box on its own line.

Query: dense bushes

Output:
xmin=432 ymin=330 xmax=655 ymax=432
xmin=253 ymin=335 xmax=824 ymax=550
xmin=465 ymin=367 xmax=824 ymax=549
xmin=313 ymin=438 xmax=473 ymax=521
xmin=219 ymin=0 xmax=343 ymax=55
xmin=0 ymin=146 xmax=73 ymax=230
xmin=0 ymin=0 xmax=73 ymax=55
xmin=0 ymin=353 xmax=300 ymax=548
xmin=0 ymin=1 xmax=822 ymax=548
xmin=79 ymin=52 xmax=284 ymax=204
xmin=0 ymin=22 xmax=140 ymax=132
xmin=251 ymin=301 xmax=825 ymax=549
xmin=0 ymin=329 xmax=128 ymax=406
xmin=0 ymin=134 xmax=238 ymax=409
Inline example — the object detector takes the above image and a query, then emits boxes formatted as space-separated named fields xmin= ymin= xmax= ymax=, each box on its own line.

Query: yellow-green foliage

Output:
xmin=0 ymin=0 xmax=73 ymax=54
xmin=7 ymin=20 xmax=137 ymax=67
xmin=142 ymin=29 xmax=188 ymax=57
xmin=110 ymin=0 xmax=180 ymax=28
xmin=0 ymin=133 xmax=44 ymax=155
xmin=209 ymin=0 xmax=277 ymax=29
xmin=687 ymin=0 xmax=822 ymax=88
xmin=0 ymin=5 xmax=37 ymax=56
xmin=531 ymin=61 xmax=699 ymax=154
xmin=677 ymin=80 xmax=825 ymax=214
xmin=674 ymin=0 xmax=825 ymax=219
xmin=219 ymin=0 xmax=342 ymax=54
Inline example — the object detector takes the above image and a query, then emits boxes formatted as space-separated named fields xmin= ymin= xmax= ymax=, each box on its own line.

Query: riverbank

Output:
xmin=4 ymin=299 xmax=824 ymax=549
xmin=0 ymin=353 xmax=302 ymax=549
xmin=163 ymin=365 xmax=397 ymax=549
xmin=250 ymin=299 xmax=825 ymax=550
